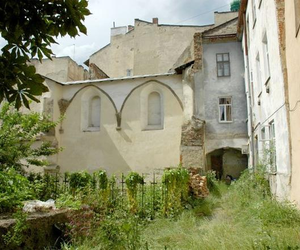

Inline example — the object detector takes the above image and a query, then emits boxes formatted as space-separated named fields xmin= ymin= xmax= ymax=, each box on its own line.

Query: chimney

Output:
xmin=128 ymin=25 xmax=134 ymax=32
xmin=152 ymin=18 xmax=158 ymax=24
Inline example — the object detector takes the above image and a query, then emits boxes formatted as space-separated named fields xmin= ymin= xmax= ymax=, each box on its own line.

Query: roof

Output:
xmin=46 ymin=72 xmax=177 ymax=86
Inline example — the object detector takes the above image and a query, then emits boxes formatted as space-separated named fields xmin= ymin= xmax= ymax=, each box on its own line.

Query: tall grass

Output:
xmin=63 ymin=169 xmax=300 ymax=250
xmin=141 ymin=169 xmax=300 ymax=250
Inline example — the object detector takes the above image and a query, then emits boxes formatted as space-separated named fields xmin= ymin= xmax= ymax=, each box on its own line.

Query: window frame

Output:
xmin=262 ymin=33 xmax=271 ymax=83
xmin=216 ymin=53 xmax=231 ymax=77
xmin=218 ymin=97 xmax=232 ymax=123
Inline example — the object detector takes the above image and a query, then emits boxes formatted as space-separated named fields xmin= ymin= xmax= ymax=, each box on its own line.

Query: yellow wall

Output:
xmin=286 ymin=1 xmax=300 ymax=208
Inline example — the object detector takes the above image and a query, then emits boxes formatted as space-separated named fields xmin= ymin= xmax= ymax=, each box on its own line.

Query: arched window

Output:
xmin=148 ymin=92 xmax=162 ymax=126
xmin=88 ymin=96 xmax=101 ymax=128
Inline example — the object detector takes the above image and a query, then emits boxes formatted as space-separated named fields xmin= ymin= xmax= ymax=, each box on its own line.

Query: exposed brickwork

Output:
xmin=192 ymin=33 xmax=203 ymax=72
xmin=181 ymin=116 xmax=205 ymax=169
xmin=181 ymin=116 xmax=205 ymax=146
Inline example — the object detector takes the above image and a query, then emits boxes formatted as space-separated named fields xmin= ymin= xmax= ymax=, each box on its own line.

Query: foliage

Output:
xmin=69 ymin=171 xmax=93 ymax=190
xmin=56 ymin=192 xmax=82 ymax=210
xmin=206 ymin=170 xmax=221 ymax=197
xmin=125 ymin=172 xmax=144 ymax=213
xmin=3 ymin=211 xmax=28 ymax=247
xmin=162 ymin=167 xmax=189 ymax=216
xmin=0 ymin=102 xmax=61 ymax=172
xmin=63 ymin=210 xmax=142 ymax=250
xmin=65 ymin=205 xmax=98 ymax=244
xmin=140 ymin=171 xmax=300 ymax=250
xmin=0 ymin=0 xmax=91 ymax=109
xmin=0 ymin=168 xmax=33 ymax=212
xmin=28 ymin=173 xmax=61 ymax=201
xmin=230 ymin=0 xmax=241 ymax=11
xmin=96 ymin=170 xmax=108 ymax=190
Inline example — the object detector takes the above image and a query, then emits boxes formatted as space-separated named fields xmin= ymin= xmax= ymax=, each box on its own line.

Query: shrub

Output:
xmin=0 ymin=168 xmax=33 ymax=212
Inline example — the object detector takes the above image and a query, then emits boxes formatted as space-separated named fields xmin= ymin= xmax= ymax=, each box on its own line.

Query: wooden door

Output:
xmin=211 ymin=155 xmax=223 ymax=180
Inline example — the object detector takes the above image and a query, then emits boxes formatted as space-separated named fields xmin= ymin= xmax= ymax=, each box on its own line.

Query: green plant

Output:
xmin=206 ymin=170 xmax=221 ymax=197
xmin=0 ymin=102 xmax=61 ymax=172
xmin=69 ymin=171 xmax=92 ymax=191
xmin=162 ymin=167 xmax=189 ymax=217
xmin=3 ymin=211 xmax=28 ymax=247
xmin=0 ymin=168 xmax=33 ymax=212
xmin=125 ymin=172 xmax=144 ymax=213
xmin=230 ymin=0 xmax=241 ymax=11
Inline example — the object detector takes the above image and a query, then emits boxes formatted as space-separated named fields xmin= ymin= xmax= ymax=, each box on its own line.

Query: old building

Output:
xmin=30 ymin=12 xmax=248 ymax=179
xmin=238 ymin=0 xmax=291 ymax=200
xmin=285 ymin=0 xmax=300 ymax=208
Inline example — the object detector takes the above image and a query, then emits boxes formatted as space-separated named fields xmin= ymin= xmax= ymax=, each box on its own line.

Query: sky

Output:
xmin=0 ymin=0 xmax=232 ymax=67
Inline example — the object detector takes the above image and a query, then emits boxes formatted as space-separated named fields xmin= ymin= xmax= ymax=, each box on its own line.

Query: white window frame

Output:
xmin=218 ymin=97 xmax=232 ymax=123
xmin=256 ymin=53 xmax=262 ymax=95
xmin=262 ymin=33 xmax=271 ymax=83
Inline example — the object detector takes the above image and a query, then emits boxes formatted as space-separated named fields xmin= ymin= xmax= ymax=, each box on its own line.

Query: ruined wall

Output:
xmin=181 ymin=116 xmax=205 ymax=169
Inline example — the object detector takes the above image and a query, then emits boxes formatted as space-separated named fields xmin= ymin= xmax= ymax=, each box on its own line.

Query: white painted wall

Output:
xmin=242 ymin=0 xmax=291 ymax=200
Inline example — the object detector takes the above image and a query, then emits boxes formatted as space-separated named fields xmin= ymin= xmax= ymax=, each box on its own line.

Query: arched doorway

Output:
xmin=206 ymin=148 xmax=248 ymax=180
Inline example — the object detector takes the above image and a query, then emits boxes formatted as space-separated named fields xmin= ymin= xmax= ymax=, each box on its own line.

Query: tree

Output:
xmin=230 ymin=0 xmax=241 ymax=12
xmin=0 ymin=102 xmax=61 ymax=172
xmin=0 ymin=0 xmax=91 ymax=109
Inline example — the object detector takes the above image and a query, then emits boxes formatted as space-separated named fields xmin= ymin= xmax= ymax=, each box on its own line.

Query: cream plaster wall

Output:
xmin=286 ymin=0 xmax=300 ymax=208
xmin=52 ymin=75 xmax=183 ymax=175
xmin=89 ymin=31 xmax=135 ymax=78
xmin=31 ymin=57 xmax=87 ymax=82
xmin=89 ymin=13 xmax=238 ymax=78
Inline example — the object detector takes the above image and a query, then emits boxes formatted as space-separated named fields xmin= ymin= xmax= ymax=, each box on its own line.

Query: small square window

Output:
xmin=216 ymin=53 xmax=230 ymax=77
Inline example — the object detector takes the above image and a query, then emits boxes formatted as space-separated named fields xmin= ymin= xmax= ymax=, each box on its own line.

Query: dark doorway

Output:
xmin=211 ymin=155 xmax=223 ymax=180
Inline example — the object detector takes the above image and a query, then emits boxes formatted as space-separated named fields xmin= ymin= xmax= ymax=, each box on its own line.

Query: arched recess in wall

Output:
xmin=81 ymin=88 xmax=102 ymax=132
xmin=119 ymin=80 xmax=183 ymax=129
xmin=140 ymin=85 xmax=164 ymax=130
xmin=66 ymin=85 xmax=118 ymax=130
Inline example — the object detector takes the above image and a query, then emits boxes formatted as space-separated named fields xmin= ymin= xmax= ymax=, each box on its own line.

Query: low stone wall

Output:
xmin=0 ymin=210 xmax=69 ymax=250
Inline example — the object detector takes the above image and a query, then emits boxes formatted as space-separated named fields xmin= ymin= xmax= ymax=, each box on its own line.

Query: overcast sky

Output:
xmin=0 ymin=0 xmax=232 ymax=66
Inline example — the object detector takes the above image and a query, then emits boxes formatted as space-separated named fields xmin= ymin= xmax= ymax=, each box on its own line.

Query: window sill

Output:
xmin=83 ymin=127 xmax=100 ymax=132
xmin=264 ymin=76 xmax=270 ymax=86
xmin=219 ymin=121 xmax=233 ymax=124
xmin=143 ymin=125 xmax=164 ymax=131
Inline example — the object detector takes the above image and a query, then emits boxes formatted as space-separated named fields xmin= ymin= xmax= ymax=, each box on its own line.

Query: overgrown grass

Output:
xmin=63 ymin=169 xmax=300 ymax=250
xmin=141 ymin=170 xmax=300 ymax=250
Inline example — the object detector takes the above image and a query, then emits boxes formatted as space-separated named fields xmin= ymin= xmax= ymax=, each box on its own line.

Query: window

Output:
xmin=295 ymin=0 xmax=300 ymax=36
xmin=147 ymin=92 xmax=163 ymax=128
xmin=126 ymin=69 xmax=132 ymax=76
xmin=216 ymin=53 xmax=230 ymax=77
xmin=269 ymin=120 xmax=276 ymax=172
xmin=256 ymin=53 xmax=262 ymax=94
xmin=252 ymin=0 xmax=257 ymax=27
xmin=88 ymin=96 xmax=100 ymax=128
xmin=262 ymin=33 xmax=271 ymax=82
xmin=219 ymin=97 xmax=232 ymax=122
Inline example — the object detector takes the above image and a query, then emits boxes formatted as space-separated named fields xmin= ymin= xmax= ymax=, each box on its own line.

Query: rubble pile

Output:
xmin=188 ymin=168 xmax=209 ymax=198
